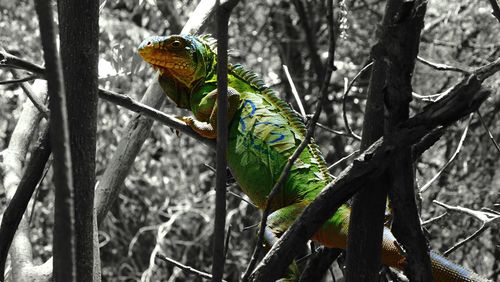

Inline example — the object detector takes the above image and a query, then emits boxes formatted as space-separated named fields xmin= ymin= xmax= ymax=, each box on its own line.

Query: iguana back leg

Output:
xmin=181 ymin=87 xmax=240 ymax=139
xmin=264 ymin=205 xmax=307 ymax=281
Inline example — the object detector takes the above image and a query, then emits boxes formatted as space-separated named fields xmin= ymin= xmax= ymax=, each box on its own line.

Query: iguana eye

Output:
xmin=170 ymin=40 xmax=182 ymax=48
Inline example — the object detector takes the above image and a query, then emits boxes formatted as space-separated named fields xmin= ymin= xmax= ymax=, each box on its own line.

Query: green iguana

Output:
xmin=138 ymin=34 xmax=490 ymax=282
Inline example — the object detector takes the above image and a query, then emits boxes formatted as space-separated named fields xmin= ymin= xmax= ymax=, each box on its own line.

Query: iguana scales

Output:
xmin=138 ymin=34 xmax=490 ymax=282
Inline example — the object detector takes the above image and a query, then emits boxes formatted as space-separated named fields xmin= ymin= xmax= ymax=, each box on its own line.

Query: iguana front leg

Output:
xmin=181 ymin=87 xmax=241 ymax=139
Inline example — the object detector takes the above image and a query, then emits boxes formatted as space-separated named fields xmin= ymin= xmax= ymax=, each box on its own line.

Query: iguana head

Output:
xmin=138 ymin=34 xmax=215 ymax=89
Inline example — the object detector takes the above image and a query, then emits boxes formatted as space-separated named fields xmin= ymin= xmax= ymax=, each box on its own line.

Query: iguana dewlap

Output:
xmin=138 ymin=34 xmax=490 ymax=282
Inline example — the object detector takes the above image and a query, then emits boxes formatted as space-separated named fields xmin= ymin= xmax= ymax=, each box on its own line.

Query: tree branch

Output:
xmin=212 ymin=0 xmax=239 ymax=280
xmin=0 ymin=125 xmax=50 ymax=280
xmin=342 ymin=62 xmax=372 ymax=141
xmin=248 ymin=74 xmax=490 ymax=282
xmin=416 ymin=56 xmax=469 ymax=73
xmin=487 ymin=0 xmax=500 ymax=23
xmin=156 ymin=253 xmax=228 ymax=282
xmin=433 ymin=200 xmax=500 ymax=255
xmin=0 ymin=77 xmax=46 ymax=281
xmin=34 ymin=0 xmax=77 ymax=280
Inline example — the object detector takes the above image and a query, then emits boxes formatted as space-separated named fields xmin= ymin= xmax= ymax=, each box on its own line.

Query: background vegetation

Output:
xmin=0 ymin=0 xmax=499 ymax=281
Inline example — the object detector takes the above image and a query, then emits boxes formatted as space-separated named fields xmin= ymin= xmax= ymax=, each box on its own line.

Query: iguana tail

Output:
xmin=429 ymin=251 xmax=491 ymax=282
xmin=313 ymin=211 xmax=491 ymax=282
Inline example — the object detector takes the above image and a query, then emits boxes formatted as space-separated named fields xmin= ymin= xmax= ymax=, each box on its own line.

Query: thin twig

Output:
xmin=156 ymin=253 xmax=227 ymax=282
xmin=224 ymin=224 xmax=232 ymax=259
xmin=228 ymin=190 xmax=257 ymax=208
xmin=0 ymin=74 xmax=39 ymax=85
xmin=342 ymin=62 xmax=373 ymax=141
xmin=316 ymin=122 xmax=352 ymax=137
xmin=433 ymin=200 xmax=500 ymax=223
xmin=283 ymin=64 xmax=307 ymax=118
xmin=432 ymin=200 xmax=500 ymax=255
xmin=10 ymin=69 xmax=49 ymax=118
xmin=203 ymin=164 xmax=258 ymax=208
xmin=416 ymin=56 xmax=470 ymax=73
xmin=476 ymin=110 xmax=500 ymax=154
xmin=327 ymin=150 xmax=359 ymax=171
xmin=444 ymin=223 xmax=488 ymax=256
xmin=421 ymin=212 xmax=447 ymax=226
xmin=419 ymin=114 xmax=473 ymax=193
xmin=242 ymin=223 xmax=259 ymax=232
xmin=412 ymin=91 xmax=444 ymax=102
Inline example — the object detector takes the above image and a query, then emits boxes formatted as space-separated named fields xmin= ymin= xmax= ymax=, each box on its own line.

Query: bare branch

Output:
xmin=421 ymin=212 xmax=447 ymax=226
xmin=9 ymin=69 xmax=49 ymax=119
xmin=433 ymin=200 xmax=500 ymax=255
xmin=156 ymin=253 xmax=228 ymax=282
xmin=0 ymin=74 xmax=39 ymax=85
xmin=419 ymin=114 xmax=472 ymax=193
xmin=327 ymin=150 xmax=359 ymax=171
xmin=416 ymin=56 xmax=470 ymax=73
xmin=283 ymin=65 xmax=307 ymax=118
xmin=476 ymin=110 xmax=500 ymax=154
xmin=98 ymin=88 xmax=214 ymax=147
xmin=342 ymin=62 xmax=372 ymax=141
xmin=316 ymin=122 xmax=352 ymax=137
xmin=0 ymin=51 xmax=45 ymax=74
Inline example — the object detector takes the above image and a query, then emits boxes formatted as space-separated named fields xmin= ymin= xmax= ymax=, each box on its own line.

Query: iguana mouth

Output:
xmin=145 ymin=57 xmax=194 ymax=78
xmin=150 ymin=60 xmax=190 ymax=71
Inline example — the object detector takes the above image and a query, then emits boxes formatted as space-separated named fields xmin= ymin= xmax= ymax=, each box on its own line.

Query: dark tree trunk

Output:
xmin=346 ymin=1 xmax=431 ymax=281
xmin=58 ymin=0 xmax=99 ymax=280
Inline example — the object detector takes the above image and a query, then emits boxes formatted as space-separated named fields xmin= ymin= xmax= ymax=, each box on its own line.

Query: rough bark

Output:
xmin=346 ymin=1 xmax=430 ymax=281
xmin=212 ymin=0 xmax=240 ymax=280
xmin=381 ymin=2 xmax=432 ymax=281
xmin=58 ymin=0 xmax=99 ymax=280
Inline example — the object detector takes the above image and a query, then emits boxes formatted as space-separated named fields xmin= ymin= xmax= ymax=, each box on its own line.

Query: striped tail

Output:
xmin=430 ymin=251 xmax=491 ymax=282
xmin=380 ymin=228 xmax=491 ymax=282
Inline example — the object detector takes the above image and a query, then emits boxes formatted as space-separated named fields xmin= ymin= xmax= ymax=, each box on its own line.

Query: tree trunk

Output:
xmin=58 ymin=0 xmax=100 ymax=280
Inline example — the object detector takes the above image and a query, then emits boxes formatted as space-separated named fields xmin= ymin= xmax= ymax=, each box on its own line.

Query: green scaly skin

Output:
xmin=138 ymin=34 xmax=490 ymax=282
